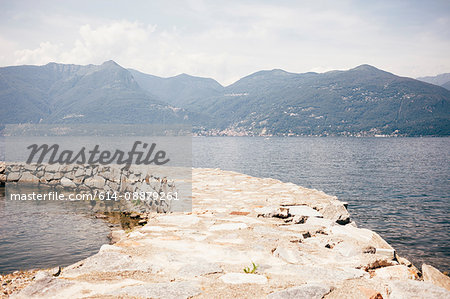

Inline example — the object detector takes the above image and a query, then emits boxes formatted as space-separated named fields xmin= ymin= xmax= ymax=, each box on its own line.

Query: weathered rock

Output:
xmin=74 ymin=168 xmax=85 ymax=177
xmin=333 ymin=241 xmax=360 ymax=257
xmin=84 ymin=175 xmax=106 ymax=189
xmin=422 ymin=264 xmax=450 ymax=291
xmin=265 ymin=264 xmax=367 ymax=283
xmin=268 ymin=283 xmax=331 ymax=299
xmin=60 ymin=177 xmax=76 ymax=188
xmin=373 ymin=265 xmax=418 ymax=280
xmin=325 ymin=278 xmax=387 ymax=299
xmin=6 ymin=171 xmax=21 ymax=182
xmin=108 ymin=281 xmax=201 ymax=299
xmin=389 ymin=280 xmax=450 ymax=298
xmin=2 ymin=163 xmax=183 ymax=213
xmin=61 ymin=251 xmax=160 ymax=278
xmin=256 ymin=206 xmax=289 ymax=218
xmin=396 ymin=255 xmax=413 ymax=267
xmin=33 ymin=270 xmax=51 ymax=281
xmin=157 ymin=214 xmax=200 ymax=227
xmin=45 ymin=164 xmax=61 ymax=172
xmin=177 ymin=262 xmax=223 ymax=277
xmin=220 ymin=273 xmax=268 ymax=284
xmin=273 ymin=246 xmax=303 ymax=264
xmin=6 ymin=167 xmax=446 ymax=298
xmin=285 ymin=205 xmax=323 ymax=217
xmin=18 ymin=172 xmax=39 ymax=183
xmin=43 ymin=171 xmax=55 ymax=181
xmin=12 ymin=276 xmax=74 ymax=298
xmin=209 ymin=222 xmax=248 ymax=231
xmin=375 ymin=248 xmax=396 ymax=259
xmin=316 ymin=201 xmax=351 ymax=224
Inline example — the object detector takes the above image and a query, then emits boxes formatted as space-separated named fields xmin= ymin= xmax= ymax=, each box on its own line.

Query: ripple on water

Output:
xmin=0 ymin=188 xmax=110 ymax=274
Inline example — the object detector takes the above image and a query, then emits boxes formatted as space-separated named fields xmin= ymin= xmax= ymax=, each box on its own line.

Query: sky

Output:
xmin=0 ymin=0 xmax=449 ymax=85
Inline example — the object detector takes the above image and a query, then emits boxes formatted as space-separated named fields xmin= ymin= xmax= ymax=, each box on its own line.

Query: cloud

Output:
xmin=15 ymin=41 xmax=62 ymax=65
xmin=3 ymin=1 xmax=450 ymax=84
xmin=61 ymin=21 xmax=156 ymax=64
xmin=11 ymin=20 xmax=253 ymax=84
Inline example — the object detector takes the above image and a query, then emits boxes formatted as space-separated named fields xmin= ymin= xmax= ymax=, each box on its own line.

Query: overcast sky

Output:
xmin=1 ymin=0 xmax=449 ymax=85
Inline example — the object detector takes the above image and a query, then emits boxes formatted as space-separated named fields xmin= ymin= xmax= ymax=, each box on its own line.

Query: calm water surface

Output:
xmin=193 ymin=137 xmax=450 ymax=272
xmin=0 ymin=137 xmax=448 ymax=273
xmin=0 ymin=190 xmax=110 ymax=274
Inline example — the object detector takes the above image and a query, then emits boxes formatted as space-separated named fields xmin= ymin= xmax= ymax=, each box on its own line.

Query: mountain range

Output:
xmin=417 ymin=73 xmax=450 ymax=90
xmin=1 ymin=61 xmax=449 ymax=136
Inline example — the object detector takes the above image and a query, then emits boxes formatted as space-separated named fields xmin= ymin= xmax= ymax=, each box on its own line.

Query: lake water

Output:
xmin=193 ymin=137 xmax=450 ymax=272
xmin=0 ymin=137 xmax=449 ymax=274
xmin=0 ymin=190 xmax=110 ymax=274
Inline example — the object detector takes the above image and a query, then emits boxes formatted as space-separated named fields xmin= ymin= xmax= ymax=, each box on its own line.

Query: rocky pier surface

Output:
xmin=6 ymin=168 xmax=450 ymax=298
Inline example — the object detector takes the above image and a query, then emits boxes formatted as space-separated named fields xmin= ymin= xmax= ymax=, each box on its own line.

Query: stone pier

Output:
xmin=7 ymin=168 xmax=450 ymax=298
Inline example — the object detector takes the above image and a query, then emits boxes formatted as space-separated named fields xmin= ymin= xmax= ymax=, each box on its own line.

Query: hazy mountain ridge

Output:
xmin=0 ymin=61 xmax=449 ymax=136
xmin=0 ymin=61 xmax=192 ymax=124
xmin=442 ymin=81 xmax=450 ymax=90
xmin=128 ymin=69 xmax=223 ymax=108
xmin=181 ymin=65 xmax=450 ymax=136
xmin=417 ymin=73 xmax=450 ymax=90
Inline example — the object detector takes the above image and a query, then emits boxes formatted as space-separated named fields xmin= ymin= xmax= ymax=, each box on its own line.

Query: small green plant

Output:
xmin=243 ymin=262 xmax=258 ymax=274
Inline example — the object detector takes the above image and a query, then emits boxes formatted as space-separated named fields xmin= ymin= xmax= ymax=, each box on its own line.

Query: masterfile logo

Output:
xmin=26 ymin=141 xmax=170 ymax=169
xmin=2 ymin=124 xmax=192 ymax=213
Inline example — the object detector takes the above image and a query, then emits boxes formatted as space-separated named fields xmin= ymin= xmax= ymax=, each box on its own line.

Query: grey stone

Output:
xmin=84 ymin=175 xmax=106 ymax=189
xmin=268 ymin=283 xmax=332 ymax=299
xmin=110 ymin=281 xmax=201 ymax=299
xmin=33 ymin=270 xmax=51 ymax=281
xmin=48 ymin=179 xmax=61 ymax=185
xmin=18 ymin=172 xmax=39 ymax=183
xmin=61 ymin=251 xmax=161 ymax=277
xmin=11 ymin=276 xmax=74 ymax=298
xmin=23 ymin=163 xmax=38 ymax=171
xmin=220 ymin=273 xmax=268 ymax=284
xmin=389 ymin=280 xmax=450 ymax=299
xmin=315 ymin=201 xmax=351 ymax=224
xmin=324 ymin=278 xmax=387 ymax=299
xmin=108 ymin=181 xmax=119 ymax=191
xmin=74 ymin=168 xmax=85 ymax=177
xmin=6 ymin=171 xmax=21 ymax=181
xmin=43 ymin=171 xmax=55 ymax=181
xmin=265 ymin=264 xmax=366 ymax=283
xmin=10 ymin=164 xmax=21 ymax=172
xmin=209 ymin=222 xmax=248 ymax=231
xmin=285 ymin=205 xmax=323 ymax=217
xmin=375 ymin=247 xmax=396 ymax=259
xmin=109 ymin=166 xmax=122 ymax=183
xmin=45 ymin=164 xmax=61 ymax=172
xmin=422 ymin=264 xmax=450 ymax=291
xmin=177 ymin=262 xmax=223 ymax=277
xmin=99 ymin=171 xmax=111 ymax=180
xmin=255 ymin=206 xmax=289 ymax=218
xmin=60 ymin=177 xmax=77 ymax=188
xmin=273 ymin=246 xmax=302 ymax=264
xmin=73 ymin=177 xmax=83 ymax=185
xmin=373 ymin=265 xmax=417 ymax=280
xmin=63 ymin=171 xmax=75 ymax=180
xmin=53 ymin=171 xmax=63 ymax=180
